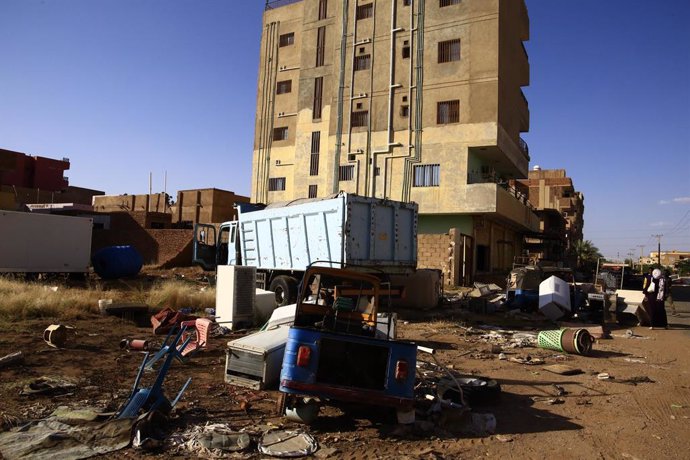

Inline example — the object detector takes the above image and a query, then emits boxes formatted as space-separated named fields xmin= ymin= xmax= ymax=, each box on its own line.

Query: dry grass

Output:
xmin=145 ymin=280 xmax=215 ymax=312
xmin=0 ymin=277 xmax=216 ymax=320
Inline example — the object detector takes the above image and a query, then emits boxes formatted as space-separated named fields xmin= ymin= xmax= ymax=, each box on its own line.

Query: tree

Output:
xmin=570 ymin=240 xmax=603 ymax=271
xmin=676 ymin=259 xmax=690 ymax=276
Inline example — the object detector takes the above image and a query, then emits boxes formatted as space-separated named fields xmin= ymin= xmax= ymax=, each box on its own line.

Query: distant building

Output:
xmin=642 ymin=250 xmax=690 ymax=267
xmin=0 ymin=148 xmax=104 ymax=210
xmin=515 ymin=167 xmax=584 ymax=264
xmin=252 ymin=0 xmax=536 ymax=279
xmin=174 ymin=188 xmax=250 ymax=226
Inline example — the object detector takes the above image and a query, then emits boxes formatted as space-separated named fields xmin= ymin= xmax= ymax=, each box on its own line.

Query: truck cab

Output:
xmin=193 ymin=221 xmax=240 ymax=270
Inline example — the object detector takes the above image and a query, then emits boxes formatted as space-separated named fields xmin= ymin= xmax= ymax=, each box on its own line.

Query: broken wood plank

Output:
xmin=0 ymin=351 xmax=24 ymax=369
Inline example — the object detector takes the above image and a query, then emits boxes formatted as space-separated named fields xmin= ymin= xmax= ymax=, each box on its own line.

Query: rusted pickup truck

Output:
xmin=278 ymin=266 xmax=417 ymax=423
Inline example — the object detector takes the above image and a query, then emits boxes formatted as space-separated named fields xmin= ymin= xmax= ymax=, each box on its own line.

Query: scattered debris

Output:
xmin=542 ymin=364 xmax=583 ymax=376
xmin=537 ymin=328 xmax=593 ymax=356
xmin=495 ymin=434 xmax=513 ymax=442
xmin=509 ymin=356 xmax=545 ymax=365
xmin=43 ymin=324 xmax=75 ymax=348
xmin=258 ymin=430 xmax=318 ymax=458
xmin=120 ymin=339 xmax=151 ymax=351
xmin=597 ymin=373 xmax=612 ymax=380
xmin=0 ymin=351 xmax=23 ymax=369
xmin=20 ymin=376 xmax=77 ymax=396
xmin=531 ymin=396 xmax=565 ymax=405
xmin=170 ymin=423 xmax=251 ymax=455
xmin=614 ymin=376 xmax=655 ymax=386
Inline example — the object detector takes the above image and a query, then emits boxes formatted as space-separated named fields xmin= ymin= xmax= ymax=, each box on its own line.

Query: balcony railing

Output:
xmin=519 ymin=137 xmax=529 ymax=160
xmin=467 ymin=173 xmax=535 ymax=210
xmin=265 ymin=0 xmax=302 ymax=10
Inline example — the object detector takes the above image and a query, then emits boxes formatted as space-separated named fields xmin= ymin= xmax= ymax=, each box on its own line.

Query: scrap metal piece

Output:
xmin=258 ymin=430 xmax=318 ymax=458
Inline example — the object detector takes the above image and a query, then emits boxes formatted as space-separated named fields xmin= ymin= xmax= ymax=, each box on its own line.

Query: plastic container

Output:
xmin=537 ymin=329 xmax=566 ymax=352
xmin=91 ymin=246 xmax=143 ymax=280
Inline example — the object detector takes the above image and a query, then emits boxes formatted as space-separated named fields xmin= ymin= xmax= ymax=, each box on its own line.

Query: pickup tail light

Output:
xmin=395 ymin=359 xmax=408 ymax=381
xmin=297 ymin=345 xmax=311 ymax=367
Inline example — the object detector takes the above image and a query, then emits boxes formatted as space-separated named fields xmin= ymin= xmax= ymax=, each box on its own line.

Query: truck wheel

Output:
xmin=270 ymin=276 xmax=298 ymax=307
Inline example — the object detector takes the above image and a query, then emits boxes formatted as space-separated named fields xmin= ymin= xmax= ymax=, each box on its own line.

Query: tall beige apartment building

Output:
xmin=252 ymin=0 xmax=538 ymax=274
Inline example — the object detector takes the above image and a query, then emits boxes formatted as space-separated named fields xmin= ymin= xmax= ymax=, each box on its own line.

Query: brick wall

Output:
xmin=92 ymin=211 xmax=194 ymax=267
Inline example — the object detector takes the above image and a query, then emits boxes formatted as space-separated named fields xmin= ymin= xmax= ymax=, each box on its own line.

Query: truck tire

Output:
xmin=270 ymin=276 xmax=298 ymax=307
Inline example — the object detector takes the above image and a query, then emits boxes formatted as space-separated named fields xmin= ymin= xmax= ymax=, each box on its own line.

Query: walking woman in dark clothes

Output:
xmin=643 ymin=268 xmax=668 ymax=329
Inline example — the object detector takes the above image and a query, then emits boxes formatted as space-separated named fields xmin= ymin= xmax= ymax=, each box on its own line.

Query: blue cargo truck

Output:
xmin=277 ymin=266 xmax=417 ymax=423
xmin=193 ymin=193 xmax=418 ymax=306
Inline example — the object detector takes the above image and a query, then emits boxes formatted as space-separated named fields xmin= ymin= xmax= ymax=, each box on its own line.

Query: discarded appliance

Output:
xmin=278 ymin=266 xmax=417 ymax=423
xmin=215 ymin=265 xmax=256 ymax=330
xmin=538 ymin=275 xmax=572 ymax=321
xmin=537 ymin=328 xmax=593 ymax=356
xmin=91 ymin=245 xmax=143 ymax=280
xmin=225 ymin=325 xmax=291 ymax=390
xmin=118 ymin=327 xmax=192 ymax=419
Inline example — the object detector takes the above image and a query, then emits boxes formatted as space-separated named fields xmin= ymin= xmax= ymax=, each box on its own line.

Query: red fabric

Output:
xmin=151 ymin=307 xmax=197 ymax=335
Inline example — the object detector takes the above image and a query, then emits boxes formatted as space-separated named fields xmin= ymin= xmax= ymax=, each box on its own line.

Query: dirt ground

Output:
xmin=1 ymin=283 xmax=689 ymax=460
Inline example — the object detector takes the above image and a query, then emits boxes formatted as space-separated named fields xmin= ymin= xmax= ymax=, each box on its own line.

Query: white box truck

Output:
xmin=193 ymin=193 xmax=418 ymax=306
xmin=0 ymin=210 xmax=92 ymax=274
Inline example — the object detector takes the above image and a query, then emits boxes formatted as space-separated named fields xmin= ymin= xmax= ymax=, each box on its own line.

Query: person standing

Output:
xmin=664 ymin=270 xmax=677 ymax=316
xmin=644 ymin=268 xmax=668 ymax=329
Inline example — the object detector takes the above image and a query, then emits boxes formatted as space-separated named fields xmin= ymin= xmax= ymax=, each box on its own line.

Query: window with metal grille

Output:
xmin=313 ymin=77 xmax=323 ymax=119
xmin=440 ymin=0 xmax=461 ymax=7
xmin=318 ymin=0 xmax=328 ymax=19
xmin=308 ymin=184 xmax=318 ymax=198
xmin=400 ymin=105 xmax=409 ymax=117
xmin=351 ymin=110 xmax=368 ymax=127
xmin=339 ymin=165 xmax=355 ymax=181
xmin=268 ymin=177 xmax=286 ymax=191
xmin=310 ymin=131 xmax=320 ymax=176
xmin=413 ymin=164 xmax=440 ymax=187
xmin=279 ymin=32 xmax=294 ymax=47
xmin=438 ymin=39 xmax=461 ymax=63
xmin=316 ymin=26 xmax=326 ymax=67
xmin=402 ymin=40 xmax=410 ymax=59
xmin=356 ymin=3 xmax=373 ymax=19
xmin=437 ymin=100 xmax=459 ymax=124
xmin=276 ymin=80 xmax=292 ymax=94
xmin=354 ymin=54 xmax=371 ymax=71
xmin=273 ymin=126 xmax=288 ymax=141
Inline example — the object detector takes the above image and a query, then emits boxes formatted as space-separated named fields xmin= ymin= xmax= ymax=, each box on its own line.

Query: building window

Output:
xmin=273 ymin=126 xmax=288 ymax=141
xmin=438 ymin=38 xmax=461 ymax=63
xmin=268 ymin=177 xmax=286 ymax=191
xmin=413 ymin=164 xmax=440 ymax=187
xmin=313 ymin=77 xmax=323 ymax=120
xmin=403 ymin=0 xmax=411 ymax=6
xmin=339 ymin=165 xmax=355 ymax=181
xmin=402 ymin=40 xmax=410 ymax=59
xmin=440 ymin=0 xmax=461 ymax=7
xmin=276 ymin=80 xmax=292 ymax=94
xmin=356 ymin=3 xmax=373 ymax=20
xmin=316 ymin=26 xmax=326 ymax=67
xmin=279 ymin=32 xmax=295 ymax=47
xmin=400 ymin=105 xmax=409 ymax=117
xmin=308 ymin=184 xmax=318 ymax=198
xmin=437 ymin=100 xmax=459 ymax=124
xmin=354 ymin=54 xmax=371 ymax=71
xmin=310 ymin=131 xmax=320 ymax=176
xmin=318 ymin=0 xmax=328 ymax=20
xmin=351 ymin=110 xmax=368 ymax=127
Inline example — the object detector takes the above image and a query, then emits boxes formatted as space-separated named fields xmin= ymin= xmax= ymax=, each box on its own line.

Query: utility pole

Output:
xmin=636 ymin=244 xmax=645 ymax=270
xmin=651 ymin=234 xmax=663 ymax=266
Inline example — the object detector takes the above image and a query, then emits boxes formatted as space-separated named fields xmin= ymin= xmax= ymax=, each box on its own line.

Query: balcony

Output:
xmin=464 ymin=182 xmax=539 ymax=232
xmin=519 ymin=137 xmax=529 ymax=160
xmin=518 ymin=89 xmax=530 ymax=132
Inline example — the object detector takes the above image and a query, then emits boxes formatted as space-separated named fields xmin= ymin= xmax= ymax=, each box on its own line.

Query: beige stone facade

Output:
xmin=253 ymin=0 xmax=537 ymax=278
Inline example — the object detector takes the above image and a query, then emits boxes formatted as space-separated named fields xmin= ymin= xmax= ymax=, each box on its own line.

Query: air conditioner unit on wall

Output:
xmin=216 ymin=265 xmax=257 ymax=330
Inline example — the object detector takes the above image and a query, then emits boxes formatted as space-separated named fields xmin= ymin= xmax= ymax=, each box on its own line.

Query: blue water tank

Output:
xmin=91 ymin=246 xmax=143 ymax=279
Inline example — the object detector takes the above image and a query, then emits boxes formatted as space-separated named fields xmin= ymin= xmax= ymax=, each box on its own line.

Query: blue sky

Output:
xmin=0 ymin=0 xmax=688 ymax=259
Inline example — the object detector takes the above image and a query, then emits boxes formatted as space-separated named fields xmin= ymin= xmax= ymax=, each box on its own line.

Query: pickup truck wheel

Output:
xmin=270 ymin=276 xmax=298 ymax=307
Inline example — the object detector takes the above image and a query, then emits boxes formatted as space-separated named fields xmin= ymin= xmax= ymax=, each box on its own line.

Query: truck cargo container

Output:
xmin=0 ymin=210 xmax=92 ymax=274
xmin=194 ymin=193 xmax=417 ymax=305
